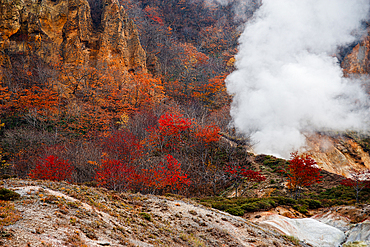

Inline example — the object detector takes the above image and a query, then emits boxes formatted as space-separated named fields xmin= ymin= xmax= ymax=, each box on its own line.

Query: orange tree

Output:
xmin=284 ymin=152 xmax=322 ymax=199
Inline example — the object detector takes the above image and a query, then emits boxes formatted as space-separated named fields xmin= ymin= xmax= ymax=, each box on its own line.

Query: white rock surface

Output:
xmin=311 ymin=207 xmax=370 ymax=246
xmin=311 ymin=211 xmax=351 ymax=231
xmin=344 ymin=221 xmax=370 ymax=245
xmin=257 ymin=213 xmax=345 ymax=247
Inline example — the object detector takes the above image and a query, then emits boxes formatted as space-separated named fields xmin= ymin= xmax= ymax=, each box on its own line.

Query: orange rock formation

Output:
xmin=0 ymin=0 xmax=146 ymax=71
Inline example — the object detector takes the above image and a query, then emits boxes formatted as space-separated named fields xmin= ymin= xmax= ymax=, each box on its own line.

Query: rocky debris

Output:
xmin=311 ymin=210 xmax=351 ymax=232
xmin=0 ymin=179 xmax=297 ymax=247
xmin=345 ymin=221 xmax=370 ymax=245
xmin=0 ymin=0 xmax=146 ymax=71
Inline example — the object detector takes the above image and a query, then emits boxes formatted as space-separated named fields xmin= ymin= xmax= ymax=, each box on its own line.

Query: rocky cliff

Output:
xmin=342 ymin=31 xmax=370 ymax=77
xmin=307 ymin=28 xmax=370 ymax=177
xmin=0 ymin=0 xmax=146 ymax=70
xmin=306 ymin=133 xmax=370 ymax=177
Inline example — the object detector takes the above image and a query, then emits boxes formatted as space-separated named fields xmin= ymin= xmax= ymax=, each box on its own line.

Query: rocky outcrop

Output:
xmin=306 ymin=133 xmax=370 ymax=177
xmin=252 ymin=205 xmax=370 ymax=246
xmin=0 ymin=0 xmax=146 ymax=70
xmin=342 ymin=33 xmax=370 ymax=77
xmin=252 ymin=212 xmax=346 ymax=247
xmin=312 ymin=206 xmax=370 ymax=246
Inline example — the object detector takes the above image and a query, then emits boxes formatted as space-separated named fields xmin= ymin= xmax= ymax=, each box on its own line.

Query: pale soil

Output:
xmin=0 ymin=179 xmax=298 ymax=247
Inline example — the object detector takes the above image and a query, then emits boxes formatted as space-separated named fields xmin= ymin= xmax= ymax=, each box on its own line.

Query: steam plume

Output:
xmin=226 ymin=0 xmax=370 ymax=158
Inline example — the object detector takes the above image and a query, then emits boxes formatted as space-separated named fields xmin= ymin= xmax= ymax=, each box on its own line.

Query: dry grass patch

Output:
xmin=0 ymin=200 xmax=22 ymax=227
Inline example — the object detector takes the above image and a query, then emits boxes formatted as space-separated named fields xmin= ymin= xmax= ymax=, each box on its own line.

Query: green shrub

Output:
xmin=273 ymin=196 xmax=296 ymax=205
xmin=211 ymin=202 xmax=233 ymax=211
xmin=139 ymin=212 xmax=152 ymax=222
xmin=241 ymin=202 xmax=259 ymax=212
xmin=307 ymin=199 xmax=321 ymax=209
xmin=265 ymin=199 xmax=276 ymax=207
xmin=225 ymin=207 xmax=245 ymax=216
xmin=297 ymin=205 xmax=308 ymax=215
xmin=256 ymin=200 xmax=274 ymax=210
xmin=0 ymin=188 xmax=20 ymax=201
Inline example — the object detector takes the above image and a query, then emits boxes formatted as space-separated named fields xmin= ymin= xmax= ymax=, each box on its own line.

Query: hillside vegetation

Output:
xmin=0 ymin=0 xmax=369 ymax=214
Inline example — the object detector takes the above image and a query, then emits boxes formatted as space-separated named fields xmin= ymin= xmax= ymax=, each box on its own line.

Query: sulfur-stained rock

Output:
xmin=306 ymin=133 xmax=370 ymax=177
xmin=0 ymin=0 xmax=146 ymax=71
xmin=342 ymin=34 xmax=370 ymax=77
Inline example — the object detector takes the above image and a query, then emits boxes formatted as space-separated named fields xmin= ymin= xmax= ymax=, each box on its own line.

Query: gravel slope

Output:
xmin=1 ymin=179 xmax=299 ymax=247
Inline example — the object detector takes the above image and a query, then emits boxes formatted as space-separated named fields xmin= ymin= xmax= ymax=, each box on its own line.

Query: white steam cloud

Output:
xmin=226 ymin=0 xmax=370 ymax=158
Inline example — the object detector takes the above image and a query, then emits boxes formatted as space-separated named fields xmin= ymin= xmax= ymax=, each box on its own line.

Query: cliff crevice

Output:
xmin=0 ymin=0 xmax=146 ymax=71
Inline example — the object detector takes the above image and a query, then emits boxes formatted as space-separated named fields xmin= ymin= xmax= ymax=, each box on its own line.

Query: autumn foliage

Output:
xmin=225 ymin=165 xmax=266 ymax=197
xmin=95 ymin=155 xmax=190 ymax=194
xmin=101 ymin=130 xmax=142 ymax=163
xmin=29 ymin=155 xmax=74 ymax=182
xmin=285 ymin=152 xmax=322 ymax=199
xmin=95 ymin=159 xmax=137 ymax=191
xmin=139 ymin=154 xmax=191 ymax=193
xmin=0 ymin=0 xmax=249 ymax=197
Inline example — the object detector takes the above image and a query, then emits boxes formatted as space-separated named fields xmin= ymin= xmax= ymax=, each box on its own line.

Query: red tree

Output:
xmin=150 ymin=154 xmax=191 ymax=193
xmin=146 ymin=113 xmax=192 ymax=153
xmin=95 ymin=155 xmax=191 ymax=194
xmin=131 ymin=155 xmax=191 ymax=194
xmin=102 ymin=130 xmax=142 ymax=163
xmin=95 ymin=159 xmax=137 ymax=191
xmin=285 ymin=152 xmax=322 ymax=199
xmin=29 ymin=155 xmax=74 ymax=182
xmin=225 ymin=165 xmax=266 ymax=197
xmin=341 ymin=169 xmax=370 ymax=204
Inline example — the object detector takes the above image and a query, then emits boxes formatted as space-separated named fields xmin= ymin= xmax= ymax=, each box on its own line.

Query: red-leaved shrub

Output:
xmin=29 ymin=155 xmax=74 ymax=182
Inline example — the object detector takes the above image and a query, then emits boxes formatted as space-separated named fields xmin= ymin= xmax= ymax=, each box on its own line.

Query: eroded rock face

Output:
xmin=306 ymin=133 xmax=370 ymax=177
xmin=253 ymin=207 xmax=370 ymax=247
xmin=342 ymin=33 xmax=370 ymax=77
xmin=0 ymin=0 xmax=146 ymax=70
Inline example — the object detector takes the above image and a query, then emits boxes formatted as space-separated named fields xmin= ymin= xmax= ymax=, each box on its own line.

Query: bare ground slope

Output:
xmin=0 ymin=179 xmax=298 ymax=247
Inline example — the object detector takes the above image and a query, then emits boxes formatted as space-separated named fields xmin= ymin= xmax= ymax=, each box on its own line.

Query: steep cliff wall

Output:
xmin=342 ymin=30 xmax=370 ymax=77
xmin=0 ymin=0 xmax=146 ymax=70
